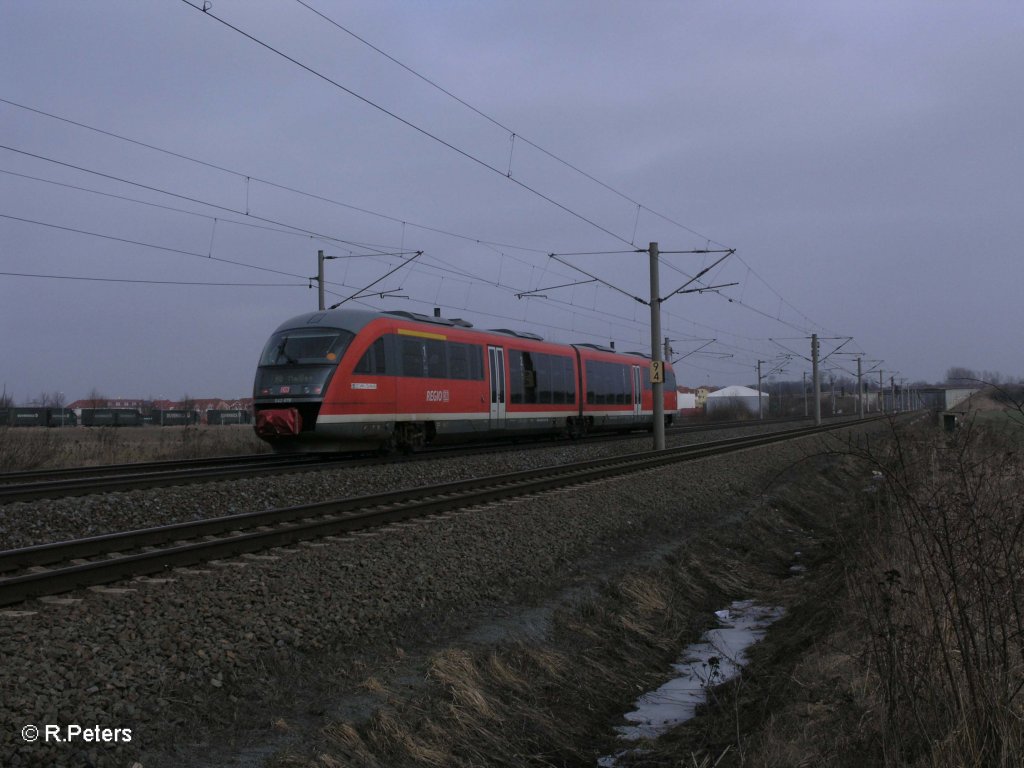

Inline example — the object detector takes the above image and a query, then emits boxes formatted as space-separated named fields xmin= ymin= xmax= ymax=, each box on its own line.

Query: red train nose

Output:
xmin=255 ymin=408 xmax=303 ymax=436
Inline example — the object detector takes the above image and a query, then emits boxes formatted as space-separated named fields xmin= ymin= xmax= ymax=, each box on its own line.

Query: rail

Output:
xmin=0 ymin=416 xmax=883 ymax=607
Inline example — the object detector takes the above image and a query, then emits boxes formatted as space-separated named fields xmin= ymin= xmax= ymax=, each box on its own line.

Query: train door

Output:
xmin=488 ymin=346 xmax=506 ymax=428
xmin=632 ymin=365 xmax=643 ymax=419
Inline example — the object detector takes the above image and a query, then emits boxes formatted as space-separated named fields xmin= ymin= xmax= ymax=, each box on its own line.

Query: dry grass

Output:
xmin=644 ymin=418 xmax=1024 ymax=768
xmin=266 ymin=569 xmax=729 ymax=767
xmin=847 ymin=420 xmax=1024 ymax=767
xmin=263 ymin=455 xmax=862 ymax=768
xmin=0 ymin=424 xmax=268 ymax=471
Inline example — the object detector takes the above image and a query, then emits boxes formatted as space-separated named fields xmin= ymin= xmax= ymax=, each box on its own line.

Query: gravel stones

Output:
xmin=0 ymin=423 xmax=861 ymax=767
xmin=0 ymin=423 xmax=802 ymax=552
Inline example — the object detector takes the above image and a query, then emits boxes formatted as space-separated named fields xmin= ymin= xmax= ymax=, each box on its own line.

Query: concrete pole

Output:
xmin=891 ymin=376 xmax=896 ymax=413
xmin=757 ymin=360 xmax=763 ymax=420
xmin=803 ymin=371 xmax=808 ymax=417
xmin=812 ymin=334 xmax=821 ymax=425
xmin=650 ymin=242 xmax=665 ymax=451
xmin=317 ymin=250 xmax=326 ymax=311
xmin=879 ymin=370 xmax=884 ymax=413
xmin=857 ymin=357 xmax=864 ymax=419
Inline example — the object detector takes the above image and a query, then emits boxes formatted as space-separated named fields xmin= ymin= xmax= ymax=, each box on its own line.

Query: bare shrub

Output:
xmin=0 ymin=427 xmax=65 ymax=471
xmin=849 ymin=420 xmax=1024 ymax=767
xmin=706 ymin=402 xmax=756 ymax=422
xmin=1 ymin=425 xmax=268 ymax=471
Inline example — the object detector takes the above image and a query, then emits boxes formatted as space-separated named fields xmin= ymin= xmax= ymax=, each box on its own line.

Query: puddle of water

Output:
xmin=598 ymin=600 xmax=783 ymax=766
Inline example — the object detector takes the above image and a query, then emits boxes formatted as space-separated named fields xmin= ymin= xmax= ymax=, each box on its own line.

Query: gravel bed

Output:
xmin=0 ymin=421 xmax=874 ymax=767
xmin=0 ymin=422 xmax=805 ymax=551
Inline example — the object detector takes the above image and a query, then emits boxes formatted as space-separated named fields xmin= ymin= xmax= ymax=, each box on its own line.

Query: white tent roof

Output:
xmin=707 ymin=385 xmax=769 ymax=398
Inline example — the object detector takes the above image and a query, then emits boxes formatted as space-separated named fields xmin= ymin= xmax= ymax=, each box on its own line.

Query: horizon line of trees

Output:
xmin=0 ymin=388 xmax=207 ymax=411
xmin=725 ymin=366 xmax=1024 ymax=395
xmin=3 ymin=367 xmax=1020 ymax=411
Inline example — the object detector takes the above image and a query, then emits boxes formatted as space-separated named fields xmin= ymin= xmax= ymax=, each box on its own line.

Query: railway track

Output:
xmin=0 ymin=416 xmax=881 ymax=607
xmin=0 ymin=453 xmax=341 ymax=505
xmin=0 ymin=416 xmax=814 ymax=505
xmin=0 ymin=451 xmax=285 ymax=484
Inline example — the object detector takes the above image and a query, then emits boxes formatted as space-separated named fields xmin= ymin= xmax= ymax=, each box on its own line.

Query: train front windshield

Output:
xmin=255 ymin=328 xmax=354 ymax=398
xmin=260 ymin=328 xmax=353 ymax=366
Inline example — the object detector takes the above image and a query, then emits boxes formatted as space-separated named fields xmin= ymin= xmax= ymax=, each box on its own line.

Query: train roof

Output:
xmin=487 ymin=328 xmax=544 ymax=341
xmin=268 ymin=308 xmax=476 ymax=335
xmin=266 ymin=309 xmax=670 ymax=366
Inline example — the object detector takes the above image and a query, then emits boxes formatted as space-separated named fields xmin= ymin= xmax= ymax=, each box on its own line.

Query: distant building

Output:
xmin=676 ymin=386 xmax=701 ymax=416
xmin=706 ymin=385 xmax=769 ymax=416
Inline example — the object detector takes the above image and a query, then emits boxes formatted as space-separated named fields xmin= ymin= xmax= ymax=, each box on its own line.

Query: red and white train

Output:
xmin=253 ymin=309 xmax=677 ymax=452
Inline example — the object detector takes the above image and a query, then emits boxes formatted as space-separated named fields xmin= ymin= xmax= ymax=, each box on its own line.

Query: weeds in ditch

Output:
xmin=847 ymin=417 xmax=1024 ymax=767
xmin=267 ymin=568 xmax=731 ymax=768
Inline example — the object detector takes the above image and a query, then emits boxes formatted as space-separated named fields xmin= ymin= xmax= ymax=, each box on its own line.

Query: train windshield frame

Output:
xmin=260 ymin=328 xmax=354 ymax=367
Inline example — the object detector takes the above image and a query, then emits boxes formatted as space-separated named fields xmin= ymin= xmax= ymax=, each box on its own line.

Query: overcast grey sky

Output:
xmin=2 ymin=1 xmax=1022 ymax=402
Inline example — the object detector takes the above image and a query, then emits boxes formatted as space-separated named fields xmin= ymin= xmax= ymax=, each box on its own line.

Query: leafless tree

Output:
xmin=945 ymin=366 xmax=978 ymax=386
xmin=35 ymin=391 xmax=66 ymax=408
xmin=85 ymin=387 xmax=105 ymax=409
xmin=180 ymin=393 xmax=197 ymax=424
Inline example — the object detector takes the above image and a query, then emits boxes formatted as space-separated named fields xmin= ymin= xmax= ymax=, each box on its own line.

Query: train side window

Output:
xmin=551 ymin=355 xmax=565 ymax=404
xmin=425 ymin=339 xmax=447 ymax=378
xmin=508 ymin=351 xmax=524 ymax=403
xmin=586 ymin=361 xmax=630 ymax=405
xmin=616 ymin=364 xmax=630 ymax=405
xmin=400 ymin=338 xmax=426 ymax=377
xmin=593 ymin=362 xmax=605 ymax=405
xmin=446 ymin=342 xmax=484 ymax=381
xmin=586 ymin=360 xmax=611 ymax=405
xmin=563 ymin=356 xmax=576 ymax=404
xmin=509 ymin=349 xmax=539 ymax=404
xmin=449 ymin=343 xmax=469 ymax=379
xmin=535 ymin=354 xmax=552 ymax=404
xmin=468 ymin=345 xmax=484 ymax=380
xmin=354 ymin=337 xmax=387 ymax=375
xmin=522 ymin=352 xmax=538 ymax=404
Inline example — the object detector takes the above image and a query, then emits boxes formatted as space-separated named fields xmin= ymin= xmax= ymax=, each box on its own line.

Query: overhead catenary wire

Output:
xmin=2 ymin=28 xmax=858 ymax=376
xmin=2 ymin=93 xmax=749 ymax=324
xmin=3 ymin=94 xmax=835 ymax=359
xmin=0 ymin=97 xmax=549 ymax=256
xmin=178 ymin=0 xmax=636 ymax=247
xmin=289 ymin=0 xmax=724 ymax=248
xmin=0 ymin=144 xmax=403 ymax=257
xmin=0 ymin=271 xmax=307 ymax=288
xmin=0 ymin=212 xmax=310 ymax=281
xmin=0 ymin=167 xmax=347 ymax=246
xmin=0 ymin=97 xmax=615 ymax=320
xmin=329 ymin=251 xmax=423 ymax=309
xmin=0 ymin=171 xmax=716 ymax=349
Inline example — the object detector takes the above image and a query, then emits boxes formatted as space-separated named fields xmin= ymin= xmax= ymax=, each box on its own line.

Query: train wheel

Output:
xmin=567 ymin=418 xmax=589 ymax=440
xmin=395 ymin=423 xmax=425 ymax=454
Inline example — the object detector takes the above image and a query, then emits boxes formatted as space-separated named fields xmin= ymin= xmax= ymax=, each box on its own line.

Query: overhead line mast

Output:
xmin=647 ymin=242 xmax=736 ymax=450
